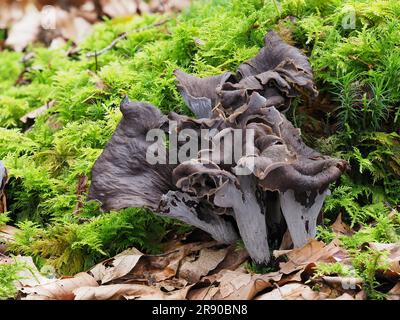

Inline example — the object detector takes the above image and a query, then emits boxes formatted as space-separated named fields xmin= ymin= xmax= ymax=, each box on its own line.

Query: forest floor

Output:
xmin=0 ymin=0 xmax=400 ymax=300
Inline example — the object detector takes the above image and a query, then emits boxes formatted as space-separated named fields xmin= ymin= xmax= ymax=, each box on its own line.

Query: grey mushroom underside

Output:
xmin=158 ymin=190 xmax=239 ymax=244
xmin=214 ymin=176 xmax=270 ymax=264
xmin=174 ymin=70 xmax=234 ymax=119
xmin=279 ymin=189 xmax=330 ymax=248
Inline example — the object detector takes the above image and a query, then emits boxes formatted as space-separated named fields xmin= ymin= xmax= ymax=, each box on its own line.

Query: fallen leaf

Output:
xmin=179 ymin=247 xmax=228 ymax=283
xmin=211 ymin=270 xmax=283 ymax=300
xmin=279 ymin=229 xmax=293 ymax=250
xmin=0 ymin=225 xmax=18 ymax=244
xmin=74 ymin=283 xmax=190 ymax=300
xmin=5 ymin=4 xmax=41 ymax=51
xmin=127 ymin=242 xmax=219 ymax=284
xmin=275 ymin=239 xmax=348 ymax=275
xmin=209 ymin=245 xmax=249 ymax=275
xmin=149 ymin=0 xmax=190 ymax=13
xmin=331 ymin=213 xmax=354 ymax=236
xmin=20 ymin=100 xmax=55 ymax=126
xmin=332 ymin=293 xmax=355 ymax=300
xmin=100 ymin=0 xmax=144 ymax=17
xmin=0 ymin=255 xmax=14 ymax=265
xmin=255 ymin=283 xmax=328 ymax=300
xmin=321 ymin=276 xmax=363 ymax=292
xmin=90 ymin=242 xmax=220 ymax=286
xmin=369 ymin=243 xmax=400 ymax=275
xmin=90 ymin=247 xmax=143 ymax=284
xmin=14 ymin=256 xmax=53 ymax=288
xmin=21 ymin=272 xmax=98 ymax=300
xmin=190 ymin=286 xmax=220 ymax=300
xmin=56 ymin=8 xmax=93 ymax=44
xmin=156 ymin=278 xmax=188 ymax=292
xmin=355 ymin=290 xmax=367 ymax=300
xmin=387 ymin=283 xmax=400 ymax=300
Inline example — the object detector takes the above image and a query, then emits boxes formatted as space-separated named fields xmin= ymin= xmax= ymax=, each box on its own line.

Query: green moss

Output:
xmin=0 ymin=261 xmax=24 ymax=300
xmin=0 ymin=51 xmax=23 ymax=90
xmin=313 ymin=262 xmax=353 ymax=278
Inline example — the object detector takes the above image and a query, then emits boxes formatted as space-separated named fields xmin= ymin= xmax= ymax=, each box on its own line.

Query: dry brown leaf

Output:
xmin=0 ymin=225 xmax=18 ymax=244
xmin=5 ymin=4 xmax=41 ymax=51
xmin=0 ymin=255 xmax=14 ymax=265
xmin=369 ymin=242 xmax=400 ymax=275
xmin=89 ymin=247 xmax=143 ymax=284
xmin=210 ymin=269 xmax=283 ymax=300
xmin=279 ymin=229 xmax=293 ymax=250
xmin=276 ymin=268 xmax=304 ymax=286
xmin=331 ymin=213 xmax=354 ymax=236
xmin=314 ymin=275 xmax=364 ymax=298
xmin=74 ymin=283 xmax=191 ymax=300
xmin=156 ymin=278 xmax=188 ymax=292
xmin=332 ymin=293 xmax=355 ymax=300
xmin=14 ymin=256 xmax=53 ymax=288
xmin=101 ymin=250 xmax=143 ymax=284
xmin=21 ymin=272 xmax=98 ymax=300
xmin=275 ymin=239 xmax=348 ymax=275
xmin=100 ymin=0 xmax=147 ymax=17
xmin=209 ymin=245 xmax=249 ymax=274
xmin=255 ymin=283 xmax=328 ymax=300
xmin=187 ymin=282 xmax=220 ymax=300
xmin=123 ymin=242 xmax=219 ymax=284
xmin=179 ymin=247 xmax=228 ymax=283
xmin=90 ymin=241 xmax=220 ymax=286
xmin=273 ymin=249 xmax=292 ymax=258
xmin=387 ymin=283 xmax=400 ymax=300
xmin=149 ymin=0 xmax=190 ymax=13
xmin=55 ymin=8 xmax=92 ymax=44
xmin=321 ymin=276 xmax=363 ymax=290
xmin=0 ymin=1 xmax=27 ymax=29
xmin=20 ymin=100 xmax=55 ymax=125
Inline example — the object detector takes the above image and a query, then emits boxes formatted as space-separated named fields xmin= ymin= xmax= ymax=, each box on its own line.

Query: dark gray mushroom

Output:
xmin=89 ymin=32 xmax=348 ymax=264
xmin=0 ymin=161 xmax=8 ymax=213
xmin=88 ymin=97 xmax=174 ymax=211
xmin=0 ymin=161 xmax=6 ymax=193
xmin=174 ymin=70 xmax=235 ymax=119
xmin=174 ymin=31 xmax=318 ymax=117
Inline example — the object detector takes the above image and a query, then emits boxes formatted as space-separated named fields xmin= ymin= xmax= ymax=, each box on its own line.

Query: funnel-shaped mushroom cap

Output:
xmin=89 ymin=98 xmax=174 ymax=211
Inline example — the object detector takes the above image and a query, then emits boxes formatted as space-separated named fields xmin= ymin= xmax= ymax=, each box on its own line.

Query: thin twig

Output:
xmin=86 ymin=19 xmax=169 ymax=58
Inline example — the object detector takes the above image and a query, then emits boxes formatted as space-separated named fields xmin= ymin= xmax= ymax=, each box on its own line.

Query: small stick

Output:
xmin=94 ymin=52 xmax=98 ymax=72
xmin=86 ymin=19 xmax=169 ymax=58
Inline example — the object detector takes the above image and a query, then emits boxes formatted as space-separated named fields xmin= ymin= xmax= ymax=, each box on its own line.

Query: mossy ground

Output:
xmin=0 ymin=0 xmax=399 ymax=299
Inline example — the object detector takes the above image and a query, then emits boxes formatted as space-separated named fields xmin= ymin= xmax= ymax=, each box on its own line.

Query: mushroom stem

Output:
xmin=214 ymin=176 xmax=270 ymax=264
xmin=279 ymin=189 xmax=330 ymax=248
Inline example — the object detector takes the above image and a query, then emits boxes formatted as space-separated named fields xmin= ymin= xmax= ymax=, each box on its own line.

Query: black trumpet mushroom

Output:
xmin=89 ymin=31 xmax=349 ymax=264
xmin=0 ymin=161 xmax=7 ymax=213
xmin=0 ymin=161 xmax=7 ymax=196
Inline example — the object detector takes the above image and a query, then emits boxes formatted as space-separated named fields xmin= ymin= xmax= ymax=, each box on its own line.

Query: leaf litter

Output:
xmin=3 ymin=232 xmax=398 ymax=300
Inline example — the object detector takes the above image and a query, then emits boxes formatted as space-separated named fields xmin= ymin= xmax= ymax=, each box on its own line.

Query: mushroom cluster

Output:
xmin=89 ymin=31 xmax=348 ymax=264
